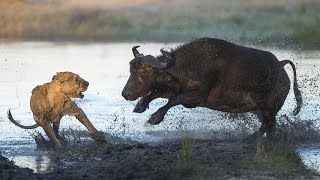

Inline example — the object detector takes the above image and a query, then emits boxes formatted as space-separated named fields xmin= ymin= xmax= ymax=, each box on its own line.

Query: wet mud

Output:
xmin=1 ymin=136 xmax=319 ymax=180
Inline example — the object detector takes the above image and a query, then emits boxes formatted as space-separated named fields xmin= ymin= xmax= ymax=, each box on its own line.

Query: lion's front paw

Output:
xmin=52 ymin=141 xmax=63 ymax=150
xmin=92 ymin=133 xmax=106 ymax=143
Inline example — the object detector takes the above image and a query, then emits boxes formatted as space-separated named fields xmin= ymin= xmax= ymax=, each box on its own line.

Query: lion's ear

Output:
xmin=52 ymin=72 xmax=62 ymax=81
xmin=52 ymin=72 xmax=65 ymax=83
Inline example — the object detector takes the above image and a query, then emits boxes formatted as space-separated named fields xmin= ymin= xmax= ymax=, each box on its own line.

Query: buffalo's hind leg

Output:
xmin=245 ymin=111 xmax=276 ymax=142
xmin=148 ymin=92 xmax=204 ymax=125
xmin=258 ymin=111 xmax=277 ymax=140
xmin=245 ymin=67 xmax=290 ymax=142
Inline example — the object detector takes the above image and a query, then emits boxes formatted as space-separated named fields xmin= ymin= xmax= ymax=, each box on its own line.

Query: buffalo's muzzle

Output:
xmin=122 ymin=90 xmax=133 ymax=101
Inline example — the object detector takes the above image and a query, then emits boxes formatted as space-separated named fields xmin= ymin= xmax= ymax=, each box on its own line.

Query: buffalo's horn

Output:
xmin=132 ymin=46 xmax=141 ymax=57
xmin=160 ymin=49 xmax=172 ymax=66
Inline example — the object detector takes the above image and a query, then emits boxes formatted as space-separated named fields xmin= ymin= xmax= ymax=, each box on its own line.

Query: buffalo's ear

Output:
xmin=160 ymin=49 xmax=171 ymax=59
xmin=160 ymin=49 xmax=172 ymax=65
xmin=130 ymin=59 xmax=139 ymax=69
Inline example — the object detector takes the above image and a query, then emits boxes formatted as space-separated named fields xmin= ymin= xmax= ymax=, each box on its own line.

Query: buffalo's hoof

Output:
xmin=147 ymin=113 xmax=165 ymax=125
xmin=133 ymin=101 xmax=148 ymax=113
xmin=92 ymin=133 xmax=106 ymax=143
xmin=133 ymin=104 xmax=147 ymax=113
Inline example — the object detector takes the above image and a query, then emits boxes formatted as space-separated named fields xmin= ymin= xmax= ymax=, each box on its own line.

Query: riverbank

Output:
xmin=0 ymin=154 xmax=40 ymax=179
xmin=1 ymin=137 xmax=319 ymax=180
xmin=1 ymin=0 xmax=319 ymax=49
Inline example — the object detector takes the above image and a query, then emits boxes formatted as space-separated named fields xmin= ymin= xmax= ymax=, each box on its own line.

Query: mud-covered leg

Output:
xmin=53 ymin=120 xmax=68 ymax=145
xmin=75 ymin=109 xmax=106 ymax=142
xmin=245 ymin=111 xmax=276 ymax=142
xmin=42 ymin=123 xmax=62 ymax=149
xmin=133 ymin=90 xmax=175 ymax=113
xmin=64 ymin=100 xmax=106 ymax=143
xmin=262 ymin=112 xmax=277 ymax=140
xmin=148 ymin=92 xmax=204 ymax=125
xmin=53 ymin=120 xmax=60 ymax=139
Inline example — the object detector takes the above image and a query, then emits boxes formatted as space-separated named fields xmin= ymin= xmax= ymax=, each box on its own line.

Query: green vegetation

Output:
xmin=168 ymin=163 xmax=217 ymax=180
xmin=181 ymin=133 xmax=193 ymax=163
xmin=0 ymin=0 xmax=319 ymax=49
xmin=239 ymin=139 xmax=318 ymax=179
xmin=252 ymin=139 xmax=306 ymax=173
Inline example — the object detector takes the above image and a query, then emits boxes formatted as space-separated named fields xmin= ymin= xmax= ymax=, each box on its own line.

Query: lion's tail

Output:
xmin=7 ymin=109 xmax=39 ymax=129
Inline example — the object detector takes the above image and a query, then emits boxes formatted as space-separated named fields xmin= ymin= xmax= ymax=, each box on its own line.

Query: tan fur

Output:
xmin=9 ymin=72 xmax=105 ymax=149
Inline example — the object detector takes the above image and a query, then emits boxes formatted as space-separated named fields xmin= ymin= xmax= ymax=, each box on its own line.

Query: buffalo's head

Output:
xmin=122 ymin=46 xmax=172 ymax=101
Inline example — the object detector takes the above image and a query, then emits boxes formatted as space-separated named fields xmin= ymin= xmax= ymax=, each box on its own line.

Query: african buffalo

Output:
xmin=122 ymin=37 xmax=302 ymax=139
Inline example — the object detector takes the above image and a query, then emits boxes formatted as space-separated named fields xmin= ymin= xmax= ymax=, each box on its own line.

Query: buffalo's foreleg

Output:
xmin=134 ymin=90 xmax=175 ymax=113
xmin=148 ymin=93 xmax=204 ymax=125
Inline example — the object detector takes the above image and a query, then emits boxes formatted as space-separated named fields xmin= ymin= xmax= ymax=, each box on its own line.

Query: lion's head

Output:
xmin=52 ymin=72 xmax=89 ymax=99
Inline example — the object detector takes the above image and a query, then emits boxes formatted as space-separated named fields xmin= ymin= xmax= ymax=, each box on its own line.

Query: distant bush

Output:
xmin=0 ymin=0 xmax=319 ymax=49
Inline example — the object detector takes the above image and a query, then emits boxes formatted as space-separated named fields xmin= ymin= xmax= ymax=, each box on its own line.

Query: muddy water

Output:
xmin=0 ymin=42 xmax=319 ymax=173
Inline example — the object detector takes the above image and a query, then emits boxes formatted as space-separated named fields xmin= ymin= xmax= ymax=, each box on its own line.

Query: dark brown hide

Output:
xmin=122 ymin=37 xmax=302 ymax=139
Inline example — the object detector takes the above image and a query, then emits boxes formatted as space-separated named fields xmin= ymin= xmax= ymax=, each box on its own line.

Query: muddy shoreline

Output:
xmin=1 ymin=138 xmax=319 ymax=180
xmin=0 ymin=154 xmax=40 ymax=179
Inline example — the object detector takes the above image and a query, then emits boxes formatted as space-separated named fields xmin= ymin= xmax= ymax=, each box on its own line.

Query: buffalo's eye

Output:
xmin=138 ymin=69 xmax=148 ymax=75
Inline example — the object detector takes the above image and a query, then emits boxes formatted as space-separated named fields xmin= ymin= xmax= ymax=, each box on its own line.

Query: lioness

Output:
xmin=8 ymin=72 xmax=106 ymax=149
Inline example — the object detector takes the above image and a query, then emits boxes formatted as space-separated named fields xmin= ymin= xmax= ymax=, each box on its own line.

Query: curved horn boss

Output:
xmin=133 ymin=48 xmax=172 ymax=69
xmin=132 ymin=46 xmax=141 ymax=57
xmin=139 ymin=49 xmax=172 ymax=69
xmin=140 ymin=55 xmax=168 ymax=69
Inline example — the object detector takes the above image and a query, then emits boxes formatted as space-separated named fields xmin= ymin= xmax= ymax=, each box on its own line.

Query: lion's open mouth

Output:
xmin=78 ymin=89 xmax=87 ymax=99
xmin=78 ymin=85 xmax=88 ymax=99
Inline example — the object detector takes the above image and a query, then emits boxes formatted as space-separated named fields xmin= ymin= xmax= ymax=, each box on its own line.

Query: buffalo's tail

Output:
xmin=7 ymin=109 xmax=39 ymax=129
xmin=280 ymin=60 xmax=303 ymax=115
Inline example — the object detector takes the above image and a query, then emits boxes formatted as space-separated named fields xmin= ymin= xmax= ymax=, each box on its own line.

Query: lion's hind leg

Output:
xmin=53 ymin=121 xmax=60 ymax=139
xmin=42 ymin=123 xmax=63 ymax=149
